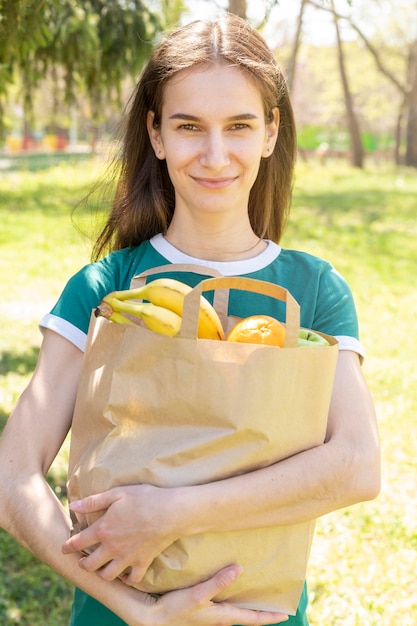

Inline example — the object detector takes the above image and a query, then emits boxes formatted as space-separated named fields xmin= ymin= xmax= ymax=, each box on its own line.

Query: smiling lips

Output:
xmin=192 ymin=176 xmax=238 ymax=189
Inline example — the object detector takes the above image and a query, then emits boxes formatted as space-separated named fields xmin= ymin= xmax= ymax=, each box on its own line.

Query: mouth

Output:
xmin=191 ymin=176 xmax=237 ymax=189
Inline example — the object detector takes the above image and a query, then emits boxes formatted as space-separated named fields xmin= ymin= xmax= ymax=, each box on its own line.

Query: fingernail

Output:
xmin=229 ymin=565 xmax=243 ymax=580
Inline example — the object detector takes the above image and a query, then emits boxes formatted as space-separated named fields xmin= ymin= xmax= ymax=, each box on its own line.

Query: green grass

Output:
xmin=284 ymin=162 xmax=417 ymax=626
xmin=1 ymin=157 xmax=416 ymax=625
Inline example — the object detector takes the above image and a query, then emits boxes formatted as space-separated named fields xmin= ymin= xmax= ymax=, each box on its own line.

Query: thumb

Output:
xmin=69 ymin=490 xmax=116 ymax=514
xmin=211 ymin=564 xmax=243 ymax=591
xmin=194 ymin=564 xmax=243 ymax=602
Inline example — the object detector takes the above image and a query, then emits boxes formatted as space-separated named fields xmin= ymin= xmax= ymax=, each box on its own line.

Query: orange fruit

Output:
xmin=226 ymin=315 xmax=286 ymax=347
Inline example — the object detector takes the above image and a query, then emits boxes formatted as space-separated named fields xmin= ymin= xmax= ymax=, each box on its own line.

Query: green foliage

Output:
xmin=0 ymin=531 xmax=73 ymax=626
xmin=286 ymin=161 xmax=417 ymax=623
xmin=0 ymin=157 xmax=416 ymax=624
xmin=291 ymin=38 xmax=402 ymax=143
xmin=0 ymin=0 xmax=163 ymax=139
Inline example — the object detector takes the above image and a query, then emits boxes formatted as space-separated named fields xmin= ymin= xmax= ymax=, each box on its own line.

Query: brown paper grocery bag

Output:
xmin=67 ymin=271 xmax=339 ymax=614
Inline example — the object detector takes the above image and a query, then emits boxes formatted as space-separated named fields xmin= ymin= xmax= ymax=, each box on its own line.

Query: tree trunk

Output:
xmin=332 ymin=3 xmax=364 ymax=168
xmin=286 ymin=0 xmax=308 ymax=94
xmin=22 ymin=76 xmax=34 ymax=152
xmin=228 ymin=0 xmax=247 ymax=18
xmin=405 ymin=40 xmax=417 ymax=167
xmin=394 ymin=97 xmax=406 ymax=166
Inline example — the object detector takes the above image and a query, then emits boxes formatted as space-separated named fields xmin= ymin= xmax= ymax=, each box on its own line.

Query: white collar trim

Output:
xmin=149 ymin=233 xmax=281 ymax=276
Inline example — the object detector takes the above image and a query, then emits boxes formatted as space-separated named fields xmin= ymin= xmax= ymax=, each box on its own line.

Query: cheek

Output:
xmin=240 ymin=142 xmax=265 ymax=172
xmin=163 ymin=141 xmax=195 ymax=166
xmin=238 ymin=133 xmax=267 ymax=157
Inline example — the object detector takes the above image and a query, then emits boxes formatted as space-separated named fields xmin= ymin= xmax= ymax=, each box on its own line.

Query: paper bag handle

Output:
xmin=129 ymin=264 xmax=229 ymax=324
xmin=130 ymin=263 xmax=223 ymax=289
xmin=181 ymin=276 xmax=300 ymax=348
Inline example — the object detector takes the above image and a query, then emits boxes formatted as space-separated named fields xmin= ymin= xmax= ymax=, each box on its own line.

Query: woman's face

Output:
xmin=147 ymin=64 xmax=279 ymax=223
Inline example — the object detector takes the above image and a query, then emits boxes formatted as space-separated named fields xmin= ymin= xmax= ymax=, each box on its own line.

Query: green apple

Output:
xmin=298 ymin=328 xmax=330 ymax=347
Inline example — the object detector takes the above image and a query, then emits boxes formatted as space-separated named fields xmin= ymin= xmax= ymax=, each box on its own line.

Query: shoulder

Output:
xmin=256 ymin=245 xmax=351 ymax=300
xmin=277 ymin=247 xmax=335 ymax=274
xmin=58 ymin=241 xmax=162 ymax=300
xmin=40 ymin=241 xmax=165 ymax=347
xmin=254 ymin=245 xmax=362 ymax=349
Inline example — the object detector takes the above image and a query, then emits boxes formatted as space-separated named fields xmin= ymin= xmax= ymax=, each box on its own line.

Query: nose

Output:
xmin=199 ymin=130 xmax=230 ymax=169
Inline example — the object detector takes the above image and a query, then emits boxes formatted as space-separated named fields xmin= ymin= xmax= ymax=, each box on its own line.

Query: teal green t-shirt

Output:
xmin=42 ymin=236 xmax=362 ymax=626
xmin=44 ymin=235 xmax=361 ymax=354
xmin=69 ymin=583 xmax=309 ymax=625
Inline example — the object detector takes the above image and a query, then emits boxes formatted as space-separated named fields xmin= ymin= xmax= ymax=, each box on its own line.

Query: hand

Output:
xmin=62 ymin=484 xmax=180 ymax=586
xmin=148 ymin=565 xmax=288 ymax=626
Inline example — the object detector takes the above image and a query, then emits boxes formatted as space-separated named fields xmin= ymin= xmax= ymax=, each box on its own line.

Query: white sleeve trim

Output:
xmin=39 ymin=313 xmax=87 ymax=352
xmin=335 ymin=335 xmax=366 ymax=361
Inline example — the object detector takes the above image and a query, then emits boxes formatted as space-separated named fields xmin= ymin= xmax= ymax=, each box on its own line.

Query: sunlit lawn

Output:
xmin=285 ymin=162 xmax=417 ymax=625
xmin=0 ymin=156 xmax=416 ymax=625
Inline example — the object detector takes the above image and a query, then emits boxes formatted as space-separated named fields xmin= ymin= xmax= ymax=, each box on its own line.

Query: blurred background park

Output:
xmin=0 ymin=1 xmax=416 ymax=625
xmin=1 ymin=0 xmax=416 ymax=168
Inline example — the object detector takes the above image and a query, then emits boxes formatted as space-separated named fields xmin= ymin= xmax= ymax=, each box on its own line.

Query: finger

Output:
xmin=95 ymin=558 xmax=137 ymax=582
xmin=233 ymin=609 xmax=289 ymax=625
xmin=81 ymin=549 xmax=148 ymax=582
xmin=119 ymin=563 xmax=148 ymax=587
xmin=161 ymin=566 xmax=288 ymax=625
xmin=77 ymin=546 xmax=114 ymax=573
xmin=62 ymin=525 xmax=100 ymax=555
xmin=69 ymin=490 xmax=118 ymax=514
xmin=190 ymin=566 xmax=288 ymax=624
xmin=95 ymin=560 xmax=129 ymax=581
xmin=209 ymin=564 xmax=243 ymax=594
xmin=188 ymin=564 xmax=243 ymax=605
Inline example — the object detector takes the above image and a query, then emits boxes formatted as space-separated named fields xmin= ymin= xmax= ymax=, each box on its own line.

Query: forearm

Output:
xmin=176 ymin=438 xmax=372 ymax=535
xmin=2 ymin=472 xmax=289 ymax=626
xmin=0 ymin=467 xmax=153 ymax=624
xmin=1 ymin=334 xmax=289 ymax=626
xmin=0 ymin=332 xmax=153 ymax=626
xmin=175 ymin=351 xmax=381 ymax=537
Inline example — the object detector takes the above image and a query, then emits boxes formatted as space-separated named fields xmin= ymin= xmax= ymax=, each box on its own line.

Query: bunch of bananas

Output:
xmin=95 ymin=278 xmax=330 ymax=346
xmin=95 ymin=277 xmax=224 ymax=340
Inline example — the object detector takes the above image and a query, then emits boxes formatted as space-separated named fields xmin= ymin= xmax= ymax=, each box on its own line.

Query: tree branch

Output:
xmin=307 ymin=0 xmax=407 ymax=94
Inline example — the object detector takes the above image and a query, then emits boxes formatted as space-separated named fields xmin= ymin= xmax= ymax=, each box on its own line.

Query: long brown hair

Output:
xmin=92 ymin=13 xmax=297 ymax=260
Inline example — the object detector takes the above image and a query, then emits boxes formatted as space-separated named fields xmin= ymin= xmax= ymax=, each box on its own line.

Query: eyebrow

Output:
xmin=169 ymin=113 xmax=260 ymax=121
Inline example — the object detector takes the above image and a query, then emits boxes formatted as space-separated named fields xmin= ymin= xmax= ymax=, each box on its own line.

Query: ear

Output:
xmin=262 ymin=107 xmax=280 ymax=158
xmin=147 ymin=111 xmax=166 ymax=160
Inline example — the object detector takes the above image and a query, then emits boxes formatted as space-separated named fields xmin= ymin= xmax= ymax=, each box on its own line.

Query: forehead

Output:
xmin=161 ymin=64 xmax=264 ymax=113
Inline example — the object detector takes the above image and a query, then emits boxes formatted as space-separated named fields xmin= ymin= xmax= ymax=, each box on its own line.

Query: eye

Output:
xmin=230 ymin=123 xmax=250 ymax=130
xmin=179 ymin=123 xmax=199 ymax=131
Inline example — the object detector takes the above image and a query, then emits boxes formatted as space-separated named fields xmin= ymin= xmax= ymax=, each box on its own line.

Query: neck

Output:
xmin=163 ymin=220 xmax=266 ymax=261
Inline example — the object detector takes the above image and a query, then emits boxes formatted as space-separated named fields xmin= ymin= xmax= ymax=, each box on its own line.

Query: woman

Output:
xmin=0 ymin=13 xmax=380 ymax=626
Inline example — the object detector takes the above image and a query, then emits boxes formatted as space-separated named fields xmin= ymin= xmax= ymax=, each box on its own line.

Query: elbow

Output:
xmin=346 ymin=444 xmax=381 ymax=504
xmin=0 ymin=462 xmax=22 ymax=533
xmin=355 ymin=460 xmax=381 ymax=503
xmin=328 ymin=438 xmax=381 ymax=507
xmin=0 ymin=485 xmax=10 ymax=532
xmin=0 ymin=473 xmax=15 ymax=533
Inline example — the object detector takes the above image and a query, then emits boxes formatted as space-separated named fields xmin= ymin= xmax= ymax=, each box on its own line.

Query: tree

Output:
xmin=334 ymin=0 xmax=417 ymax=167
xmin=0 ymin=0 xmax=163 ymax=142
xmin=227 ymin=0 xmax=285 ymax=27
xmin=405 ymin=38 xmax=417 ymax=166
xmin=0 ymin=0 xmax=56 ymax=138
xmin=228 ymin=0 xmax=247 ymax=18
xmin=308 ymin=0 xmax=417 ymax=167
xmin=331 ymin=1 xmax=364 ymax=167
xmin=286 ymin=0 xmax=308 ymax=94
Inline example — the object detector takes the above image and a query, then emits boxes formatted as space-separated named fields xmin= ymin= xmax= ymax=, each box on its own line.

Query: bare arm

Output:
xmin=0 ymin=330 xmax=287 ymax=626
xmin=64 ymin=350 xmax=380 ymax=585
xmin=178 ymin=350 xmax=381 ymax=529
